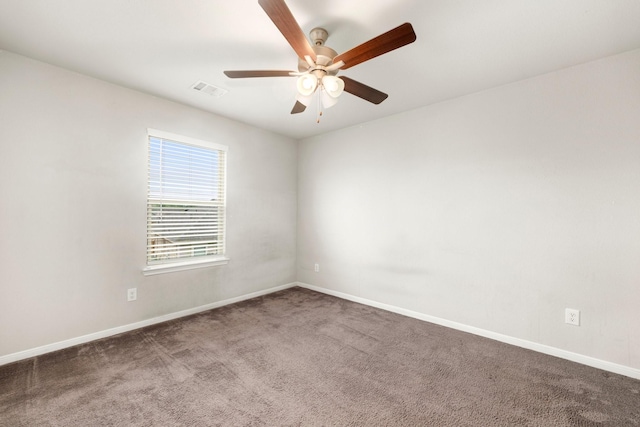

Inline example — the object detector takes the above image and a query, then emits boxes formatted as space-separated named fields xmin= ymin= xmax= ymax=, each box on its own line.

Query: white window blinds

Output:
xmin=146 ymin=129 xmax=227 ymax=265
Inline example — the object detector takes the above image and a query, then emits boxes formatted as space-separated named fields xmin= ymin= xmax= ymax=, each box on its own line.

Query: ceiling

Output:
xmin=1 ymin=0 xmax=639 ymax=140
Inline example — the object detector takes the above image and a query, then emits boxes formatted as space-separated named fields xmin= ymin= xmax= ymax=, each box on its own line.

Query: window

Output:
xmin=144 ymin=129 xmax=228 ymax=275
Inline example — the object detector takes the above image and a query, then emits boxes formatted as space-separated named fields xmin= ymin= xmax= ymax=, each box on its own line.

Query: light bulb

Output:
xmin=322 ymin=76 xmax=344 ymax=98
xmin=324 ymin=78 xmax=338 ymax=92
xmin=296 ymin=74 xmax=318 ymax=96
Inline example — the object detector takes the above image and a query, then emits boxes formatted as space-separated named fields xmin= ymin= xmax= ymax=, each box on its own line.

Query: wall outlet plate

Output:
xmin=565 ymin=308 xmax=580 ymax=326
xmin=127 ymin=288 xmax=137 ymax=302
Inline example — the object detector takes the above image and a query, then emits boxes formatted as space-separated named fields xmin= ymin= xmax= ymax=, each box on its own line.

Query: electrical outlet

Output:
xmin=127 ymin=288 xmax=137 ymax=302
xmin=565 ymin=308 xmax=580 ymax=326
xmin=314 ymin=263 xmax=320 ymax=272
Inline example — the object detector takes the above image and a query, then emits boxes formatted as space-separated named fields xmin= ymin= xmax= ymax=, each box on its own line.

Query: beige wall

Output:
xmin=0 ymin=51 xmax=297 ymax=357
xmin=297 ymin=50 xmax=640 ymax=371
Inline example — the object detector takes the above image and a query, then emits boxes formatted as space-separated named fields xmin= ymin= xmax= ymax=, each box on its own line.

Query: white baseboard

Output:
xmin=296 ymin=282 xmax=640 ymax=380
xmin=0 ymin=282 xmax=297 ymax=367
xmin=5 ymin=281 xmax=638 ymax=381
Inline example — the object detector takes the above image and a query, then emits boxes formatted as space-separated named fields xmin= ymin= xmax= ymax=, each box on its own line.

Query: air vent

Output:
xmin=191 ymin=80 xmax=228 ymax=98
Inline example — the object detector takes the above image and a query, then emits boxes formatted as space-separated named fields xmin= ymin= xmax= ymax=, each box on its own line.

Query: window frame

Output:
xmin=143 ymin=128 xmax=229 ymax=276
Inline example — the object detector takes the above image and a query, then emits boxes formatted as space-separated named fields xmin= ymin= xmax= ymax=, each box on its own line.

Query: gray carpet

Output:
xmin=1 ymin=287 xmax=639 ymax=426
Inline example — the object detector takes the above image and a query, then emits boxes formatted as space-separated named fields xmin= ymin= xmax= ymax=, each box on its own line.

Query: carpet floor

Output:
xmin=1 ymin=287 xmax=639 ymax=426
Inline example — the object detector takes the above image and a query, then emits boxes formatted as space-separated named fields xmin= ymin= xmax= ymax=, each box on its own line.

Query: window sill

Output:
xmin=143 ymin=256 xmax=229 ymax=276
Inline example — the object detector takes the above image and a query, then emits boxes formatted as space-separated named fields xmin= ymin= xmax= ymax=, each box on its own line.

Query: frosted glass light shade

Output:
xmin=320 ymin=89 xmax=339 ymax=109
xmin=297 ymin=74 xmax=318 ymax=96
xmin=322 ymin=76 xmax=344 ymax=98
xmin=296 ymin=92 xmax=314 ymax=107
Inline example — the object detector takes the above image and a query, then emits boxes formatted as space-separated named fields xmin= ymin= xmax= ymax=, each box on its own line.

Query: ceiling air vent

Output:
xmin=191 ymin=80 xmax=228 ymax=98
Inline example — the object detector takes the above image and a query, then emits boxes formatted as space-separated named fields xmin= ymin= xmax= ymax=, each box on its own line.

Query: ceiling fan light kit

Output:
xmin=224 ymin=0 xmax=417 ymax=121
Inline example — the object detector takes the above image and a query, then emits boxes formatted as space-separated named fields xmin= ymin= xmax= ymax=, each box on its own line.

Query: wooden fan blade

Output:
xmin=333 ymin=23 xmax=416 ymax=70
xmin=258 ymin=0 xmax=317 ymax=61
xmin=291 ymin=101 xmax=306 ymax=114
xmin=341 ymin=76 xmax=388 ymax=105
xmin=224 ymin=70 xmax=295 ymax=78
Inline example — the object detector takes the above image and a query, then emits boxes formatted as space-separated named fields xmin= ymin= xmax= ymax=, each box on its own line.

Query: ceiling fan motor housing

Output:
xmin=297 ymin=27 xmax=339 ymax=74
xmin=298 ymin=45 xmax=339 ymax=73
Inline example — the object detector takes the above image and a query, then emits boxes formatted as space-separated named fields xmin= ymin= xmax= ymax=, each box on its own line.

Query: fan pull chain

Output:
xmin=316 ymin=88 xmax=323 ymax=123
xmin=316 ymin=82 xmax=324 ymax=123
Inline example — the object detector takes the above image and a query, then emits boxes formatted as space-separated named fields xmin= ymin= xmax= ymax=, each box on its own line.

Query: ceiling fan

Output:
xmin=224 ymin=0 xmax=417 ymax=120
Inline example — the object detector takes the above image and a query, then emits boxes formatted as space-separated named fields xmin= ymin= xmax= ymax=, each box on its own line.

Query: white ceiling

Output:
xmin=1 ymin=0 xmax=639 ymax=140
